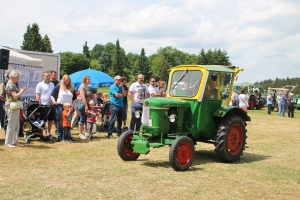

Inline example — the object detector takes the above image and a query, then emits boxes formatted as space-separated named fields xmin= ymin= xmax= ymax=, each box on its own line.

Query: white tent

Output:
xmin=0 ymin=46 xmax=42 ymax=66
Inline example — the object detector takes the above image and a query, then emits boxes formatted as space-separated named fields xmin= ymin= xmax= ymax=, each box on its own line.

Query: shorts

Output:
xmin=43 ymin=105 xmax=56 ymax=121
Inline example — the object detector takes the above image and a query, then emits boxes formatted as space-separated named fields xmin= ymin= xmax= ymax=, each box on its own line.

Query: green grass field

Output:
xmin=0 ymin=107 xmax=299 ymax=199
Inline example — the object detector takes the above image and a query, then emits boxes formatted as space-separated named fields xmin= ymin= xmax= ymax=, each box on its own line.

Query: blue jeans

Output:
xmin=281 ymin=104 xmax=286 ymax=116
xmin=55 ymin=104 xmax=63 ymax=139
xmin=76 ymin=101 xmax=87 ymax=125
xmin=108 ymin=104 xmax=123 ymax=136
xmin=122 ymin=103 xmax=128 ymax=121
xmin=277 ymin=103 xmax=282 ymax=116
xmin=130 ymin=102 xmax=143 ymax=131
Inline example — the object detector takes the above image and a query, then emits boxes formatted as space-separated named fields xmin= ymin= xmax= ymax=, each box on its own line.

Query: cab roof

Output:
xmin=169 ymin=65 xmax=242 ymax=73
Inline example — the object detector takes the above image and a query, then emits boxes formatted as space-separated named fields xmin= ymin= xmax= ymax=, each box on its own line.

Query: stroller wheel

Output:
xmin=25 ymin=136 xmax=30 ymax=143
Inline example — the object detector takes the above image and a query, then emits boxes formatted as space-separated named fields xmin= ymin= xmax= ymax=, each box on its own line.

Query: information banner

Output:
xmin=7 ymin=64 xmax=43 ymax=98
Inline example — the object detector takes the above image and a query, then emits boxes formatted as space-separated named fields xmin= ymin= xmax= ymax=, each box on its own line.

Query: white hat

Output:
xmin=289 ymin=93 xmax=294 ymax=96
xmin=114 ymin=75 xmax=121 ymax=80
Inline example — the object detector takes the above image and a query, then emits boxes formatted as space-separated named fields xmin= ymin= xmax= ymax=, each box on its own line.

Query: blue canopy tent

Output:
xmin=69 ymin=69 xmax=114 ymax=89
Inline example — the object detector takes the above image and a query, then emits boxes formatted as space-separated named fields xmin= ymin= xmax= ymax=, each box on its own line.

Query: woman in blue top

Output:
xmin=267 ymin=91 xmax=273 ymax=114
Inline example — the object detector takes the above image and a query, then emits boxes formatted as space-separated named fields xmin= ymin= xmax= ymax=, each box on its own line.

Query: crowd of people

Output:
xmin=267 ymin=90 xmax=295 ymax=117
xmin=0 ymin=69 xmax=168 ymax=147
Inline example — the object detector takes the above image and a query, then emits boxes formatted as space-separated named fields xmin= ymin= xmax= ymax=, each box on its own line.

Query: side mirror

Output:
xmin=235 ymin=76 xmax=238 ymax=81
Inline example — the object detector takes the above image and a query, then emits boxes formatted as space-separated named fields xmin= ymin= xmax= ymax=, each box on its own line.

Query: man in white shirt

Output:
xmin=148 ymin=77 xmax=162 ymax=97
xmin=36 ymin=72 xmax=55 ymax=137
xmin=128 ymin=74 xmax=150 ymax=131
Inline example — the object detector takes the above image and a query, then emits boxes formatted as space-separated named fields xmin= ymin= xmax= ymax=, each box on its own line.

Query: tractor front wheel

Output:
xmin=117 ymin=130 xmax=140 ymax=161
xmin=214 ymin=115 xmax=247 ymax=162
xmin=169 ymin=136 xmax=194 ymax=171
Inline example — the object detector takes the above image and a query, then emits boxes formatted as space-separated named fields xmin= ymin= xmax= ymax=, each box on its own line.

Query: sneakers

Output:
xmin=79 ymin=134 xmax=87 ymax=139
xmin=85 ymin=133 xmax=89 ymax=137
xmin=123 ymin=126 xmax=128 ymax=130
xmin=108 ymin=135 xmax=116 ymax=139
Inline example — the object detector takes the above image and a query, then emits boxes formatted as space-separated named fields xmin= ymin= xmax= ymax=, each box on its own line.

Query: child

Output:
xmin=62 ymin=103 xmax=72 ymax=142
xmin=29 ymin=113 xmax=45 ymax=128
xmin=103 ymin=93 xmax=110 ymax=103
xmin=86 ymin=100 xmax=99 ymax=139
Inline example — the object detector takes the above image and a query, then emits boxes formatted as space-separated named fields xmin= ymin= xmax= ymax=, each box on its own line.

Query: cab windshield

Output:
xmin=169 ymin=70 xmax=202 ymax=97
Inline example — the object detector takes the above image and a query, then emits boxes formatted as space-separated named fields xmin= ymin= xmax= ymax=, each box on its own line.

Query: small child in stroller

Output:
xmin=29 ymin=113 xmax=46 ymax=128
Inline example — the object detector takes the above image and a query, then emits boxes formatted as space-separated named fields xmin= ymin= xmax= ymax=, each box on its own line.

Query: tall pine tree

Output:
xmin=21 ymin=23 xmax=45 ymax=52
xmin=110 ymin=39 xmax=123 ymax=76
xmin=42 ymin=34 xmax=53 ymax=53
xmin=137 ymin=48 xmax=151 ymax=81
xmin=83 ymin=41 xmax=91 ymax=59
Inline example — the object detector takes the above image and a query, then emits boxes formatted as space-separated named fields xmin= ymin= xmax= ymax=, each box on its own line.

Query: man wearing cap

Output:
xmin=287 ymin=93 xmax=295 ymax=118
xmin=108 ymin=75 xmax=125 ymax=138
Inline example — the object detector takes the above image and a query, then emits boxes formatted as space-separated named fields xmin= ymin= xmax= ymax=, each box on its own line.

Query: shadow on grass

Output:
xmin=139 ymin=149 xmax=270 ymax=171
xmin=23 ymin=144 xmax=53 ymax=149
xmin=193 ymin=149 xmax=271 ymax=165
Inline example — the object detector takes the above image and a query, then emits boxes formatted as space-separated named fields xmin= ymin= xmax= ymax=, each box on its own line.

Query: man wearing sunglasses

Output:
xmin=148 ymin=77 xmax=162 ymax=97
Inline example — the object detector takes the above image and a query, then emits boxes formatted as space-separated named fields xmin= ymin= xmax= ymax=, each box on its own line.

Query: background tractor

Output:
xmin=233 ymin=83 xmax=265 ymax=110
xmin=117 ymin=65 xmax=251 ymax=171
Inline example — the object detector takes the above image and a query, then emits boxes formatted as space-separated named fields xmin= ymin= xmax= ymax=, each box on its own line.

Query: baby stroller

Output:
xmin=23 ymin=101 xmax=53 ymax=143
xmin=98 ymin=101 xmax=115 ymax=132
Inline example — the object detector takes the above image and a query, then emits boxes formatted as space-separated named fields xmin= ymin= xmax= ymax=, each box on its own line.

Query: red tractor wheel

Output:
xmin=117 ymin=130 xmax=140 ymax=161
xmin=169 ymin=136 xmax=194 ymax=171
xmin=248 ymin=97 xmax=255 ymax=110
xmin=214 ymin=115 xmax=247 ymax=162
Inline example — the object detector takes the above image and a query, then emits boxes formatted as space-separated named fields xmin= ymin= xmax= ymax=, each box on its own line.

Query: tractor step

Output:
xmin=149 ymin=143 xmax=165 ymax=148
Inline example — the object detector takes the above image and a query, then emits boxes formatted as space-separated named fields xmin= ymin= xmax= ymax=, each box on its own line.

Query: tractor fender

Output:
xmin=212 ymin=106 xmax=251 ymax=122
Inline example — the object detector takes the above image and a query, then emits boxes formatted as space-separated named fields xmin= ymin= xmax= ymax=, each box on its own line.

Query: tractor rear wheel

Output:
xmin=169 ymin=136 xmax=194 ymax=171
xmin=117 ymin=130 xmax=140 ymax=161
xmin=248 ymin=97 xmax=255 ymax=110
xmin=214 ymin=115 xmax=247 ymax=162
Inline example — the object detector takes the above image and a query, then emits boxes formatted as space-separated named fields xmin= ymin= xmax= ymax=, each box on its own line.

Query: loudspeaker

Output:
xmin=0 ymin=49 xmax=10 ymax=70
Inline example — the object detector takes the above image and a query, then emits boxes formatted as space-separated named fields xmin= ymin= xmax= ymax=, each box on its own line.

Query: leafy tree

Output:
xmin=160 ymin=60 xmax=169 ymax=82
xmin=91 ymin=44 xmax=105 ymax=59
xmin=42 ymin=34 xmax=53 ymax=53
xmin=125 ymin=52 xmax=140 ymax=81
xmin=60 ymin=52 xmax=90 ymax=77
xmin=137 ymin=48 xmax=151 ymax=81
xmin=149 ymin=54 xmax=165 ymax=79
xmin=98 ymin=42 xmax=115 ymax=74
xmin=90 ymin=59 xmax=101 ymax=71
xmin=110 ymin=39 xmax=123 ymax=76
xmin=197 ymin=48 xmax=231 ymax=65
xmin=83 ymin=41 xmax=91 ymax=59
xmin=21 ymin=23 xmax=45 ymax=52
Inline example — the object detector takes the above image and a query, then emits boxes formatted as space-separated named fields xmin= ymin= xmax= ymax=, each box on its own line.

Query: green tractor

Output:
xmin=117 ymin=65 xmax=251 ymax=171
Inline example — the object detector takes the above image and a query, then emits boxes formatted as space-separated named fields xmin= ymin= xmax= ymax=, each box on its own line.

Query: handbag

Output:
xmin=10 ymin=101 xmax=23 ymax=110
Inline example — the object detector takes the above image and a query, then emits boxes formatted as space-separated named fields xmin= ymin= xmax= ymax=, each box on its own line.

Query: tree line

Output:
xmin=254 ymin=78 xmax=300 ymax=95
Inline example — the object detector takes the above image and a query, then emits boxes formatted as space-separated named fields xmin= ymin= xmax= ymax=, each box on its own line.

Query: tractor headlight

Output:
xmin=169 ymin=114 xmax=177 ymax=123
xmin=135 ymin=111 xmax=141 ymax=118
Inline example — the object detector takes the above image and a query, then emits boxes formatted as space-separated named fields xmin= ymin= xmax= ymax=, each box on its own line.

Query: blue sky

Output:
xmin=1 ymin=0 xmax=299 ymax=83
